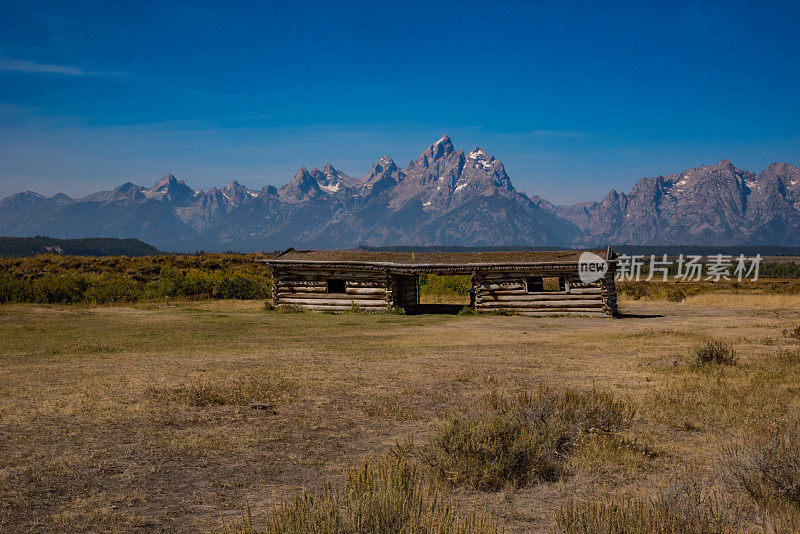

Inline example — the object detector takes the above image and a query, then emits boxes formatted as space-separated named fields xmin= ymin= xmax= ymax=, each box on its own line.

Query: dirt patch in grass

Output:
xmin=148 ymin=373 xmax=299 ymax=407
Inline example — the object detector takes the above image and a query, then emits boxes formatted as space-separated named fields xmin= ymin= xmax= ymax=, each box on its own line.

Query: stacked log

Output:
xmin=271 ymin=264 xmax=618 ymax=316
xmin=273 ymin=269 xmax=391 ymax=312
xmin=473 ymin=272 xmax=611 ymax=316
xmin=602 ymin=270 xmax=618 ymax=315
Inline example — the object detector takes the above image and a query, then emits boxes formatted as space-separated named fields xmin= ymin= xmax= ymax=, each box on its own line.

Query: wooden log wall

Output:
xmin=602 ymin=269 xmax=618 ymax=315
xmin=271 ymin=266 xmax=616 ymax=316
xmin=473 ymin=271 xmax=614 ymax=316
xmin=391 ymin=274 xmax=418 ymax=313
xmin=273 ymin=268 xmax=391 ymax=312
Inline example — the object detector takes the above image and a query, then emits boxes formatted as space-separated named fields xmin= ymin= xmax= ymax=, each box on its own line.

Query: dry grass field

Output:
xmin=2 ymin=291 xmax=800 ymax=532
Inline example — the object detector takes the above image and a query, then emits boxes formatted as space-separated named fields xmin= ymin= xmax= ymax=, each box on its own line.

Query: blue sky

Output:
xmin=1 ymin=1 xmax=799 ymax=204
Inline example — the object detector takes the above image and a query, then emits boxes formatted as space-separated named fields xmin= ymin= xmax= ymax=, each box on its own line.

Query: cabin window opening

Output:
xmin=525 ymin=276 xmax=543 ymax=292
xmin=326 ymin=278 xmax=346 ymax=294
xmin=526 ymin=276 xmax=564 ymax=292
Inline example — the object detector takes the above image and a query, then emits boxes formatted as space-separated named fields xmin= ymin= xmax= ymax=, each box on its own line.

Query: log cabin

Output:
xmin=261 ymin=248 xmax=618 ymax=316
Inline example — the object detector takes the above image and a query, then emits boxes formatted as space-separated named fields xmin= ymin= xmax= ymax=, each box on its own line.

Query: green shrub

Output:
xmin=29 ymin=272 xmax=89 ymax=303
xmin=419 ymin=274 xmax=472 ymax=297
xmin=760 ymin=262 xmax=800 ymax=278
xmin=420 ymin=388 xmax=634 ymax=490
xmin=0 ymin=272 xmax=25 ymax=303
xmin=225 ymin=455 xmax=500 ymax=534
xmin=215 ymin=273 xmax=265 ymax=299
xmin=83 ymin=273 xmax=141 ymax=303
xmin=150 ymin=265 xmax=187 ymax=297
xmin=182 ymin=267 xmax=217 ymax=296
xmin=0 ymin=253 xmax=272 ymax=304
xmin=689 ymin=339 xmax=738 ymax=367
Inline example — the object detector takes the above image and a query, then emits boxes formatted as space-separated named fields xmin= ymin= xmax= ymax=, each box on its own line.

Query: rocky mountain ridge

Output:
xmin=533 ymin=159 xmax=800 ymax=246
xmin=1 ymin=136 xmax=798 ymax=250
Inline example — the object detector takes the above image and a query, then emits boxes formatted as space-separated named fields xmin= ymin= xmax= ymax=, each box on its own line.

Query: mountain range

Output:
xmin=2 ymin=135 xmax=799 ymax=250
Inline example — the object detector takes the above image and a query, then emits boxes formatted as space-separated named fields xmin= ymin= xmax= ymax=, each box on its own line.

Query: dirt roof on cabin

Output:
xmin=266 ymin=249 xmax=607 ymax=266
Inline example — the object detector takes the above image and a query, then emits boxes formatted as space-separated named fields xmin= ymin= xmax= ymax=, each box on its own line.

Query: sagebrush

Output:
xmin=689 ymin=339 xmax=738 ymax=367
xmin=420 ymin=388 xmax=635 ymax=490
xmin=225 ymin=454 xmax=500 ymax=534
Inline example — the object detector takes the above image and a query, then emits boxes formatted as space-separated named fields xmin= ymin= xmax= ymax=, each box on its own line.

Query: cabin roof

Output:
xmin=261 ymin=248 xmax=613 ymax=273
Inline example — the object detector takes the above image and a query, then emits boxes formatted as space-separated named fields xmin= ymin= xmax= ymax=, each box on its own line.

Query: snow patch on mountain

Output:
xmin=320 ymin=183 xmax=340 ymax=193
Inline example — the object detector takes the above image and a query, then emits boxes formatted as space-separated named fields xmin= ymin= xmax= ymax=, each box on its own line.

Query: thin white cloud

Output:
xmin=0 ymin=57 xmax=125 ymax=77
xmin=0 ymin=57 xmax=85 ymax=75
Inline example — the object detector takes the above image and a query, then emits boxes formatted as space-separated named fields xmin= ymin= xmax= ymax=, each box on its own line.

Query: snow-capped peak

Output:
xmin=468 ymin=147 xmax=492 ymax=170
xmin=468 ymin=147 xmax=488 ymax=160
xmin=317 ymin=164 xmax=348 ymax=193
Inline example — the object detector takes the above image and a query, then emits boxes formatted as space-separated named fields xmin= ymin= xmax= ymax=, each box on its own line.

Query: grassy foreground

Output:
xmin=1 ymin=294 xmax=800 ymax=532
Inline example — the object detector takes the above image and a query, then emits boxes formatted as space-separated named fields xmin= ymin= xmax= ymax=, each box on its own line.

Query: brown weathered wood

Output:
xmin=279 ymin=297 xmax=387 ymax=307
xmin=345 ymin=288 xmax=386 ymax=295
xmin=276 ymin=293 xmax=381 ymax=301
xmin=288 ymin=304 xmax=389 ymax=312
xmin=277 ymin=285 xmax=327 ymax=293
xmin=514 ymin=311 xmax=608 ymax=317
xmin=479 ymin=284 xmax=526 ymax=291
xmin=346 ymin=280 xmax=388 ymax=288
xmin=278 ymin=271 xmax=385 ymax=281
xmin=479 ymin=289 xmax=589 ymax=297
xmin=477 ymin=301 xmax=605 ymax=309
xmin=474 ymin=278 xmax=520 ymax=285
xmin=479 ymin=294 xmax=603 ymax=303
xmin=477 ymin=308 xmax=606 ymax=314
xmin=276 ymin=280 xmax=326 ymax=287
xmin=563 ymin=288 xmax=603 ymax=295
xmin=276 ymin=292 xmax=386 ymax=301
xmin=277 ymin=280 xmax=326 ymax=286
